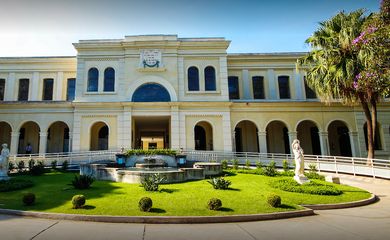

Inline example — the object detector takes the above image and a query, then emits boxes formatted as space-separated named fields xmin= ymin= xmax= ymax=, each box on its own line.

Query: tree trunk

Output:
xmin=370 ymin=98 xmax=377 ymax=159
xmin=359 ymin=96 xmax=374 ymax=163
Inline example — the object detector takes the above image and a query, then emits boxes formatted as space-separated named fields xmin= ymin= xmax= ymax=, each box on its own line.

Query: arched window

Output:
xmin=87 ymin=68 xmax=98 ymax=92
xmin=104 ymin=67 xmax=115 ymax=92
xmin=188 ymin=67 xmax=199 ymax=91
xmin=132 ymin=83 xmax=171 ymax=102
xmin=204 ymin=66 xmax=216 ymax=91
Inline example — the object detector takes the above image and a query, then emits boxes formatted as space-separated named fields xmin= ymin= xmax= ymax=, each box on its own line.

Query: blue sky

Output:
xmin=0 ymin=0 xmax=380 ymax=56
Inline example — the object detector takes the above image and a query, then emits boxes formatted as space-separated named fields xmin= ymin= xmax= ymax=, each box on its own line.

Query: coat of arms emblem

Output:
xmin=141 ymin=49 xmax=161 ymax=68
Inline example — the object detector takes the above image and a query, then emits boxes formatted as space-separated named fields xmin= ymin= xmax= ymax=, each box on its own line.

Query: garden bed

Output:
xmin=0 ymin=172 xmax=371 ymax=216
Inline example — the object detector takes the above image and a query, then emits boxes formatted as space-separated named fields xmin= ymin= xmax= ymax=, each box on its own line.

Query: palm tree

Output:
xmin=298 ymin=10 xmax=380 ymax=160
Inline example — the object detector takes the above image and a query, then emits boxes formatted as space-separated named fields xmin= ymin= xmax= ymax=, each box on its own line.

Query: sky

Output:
xmin=0 ymin=0 xmax=380 ymax=57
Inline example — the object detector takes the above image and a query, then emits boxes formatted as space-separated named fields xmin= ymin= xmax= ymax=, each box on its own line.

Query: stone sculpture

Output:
xmin=0 ymin=143 xmax=10 ymax=180
xmin=292 ymin=139 xmax=309 ymax=184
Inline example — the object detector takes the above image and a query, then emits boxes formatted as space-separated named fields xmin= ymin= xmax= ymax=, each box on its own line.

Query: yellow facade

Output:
xmin=0 ymin=35 xmax=389 ymax=159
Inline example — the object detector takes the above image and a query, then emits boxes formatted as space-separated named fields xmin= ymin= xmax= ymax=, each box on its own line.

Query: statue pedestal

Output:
xmin=294 ymin=175 xmax=310 ymax=184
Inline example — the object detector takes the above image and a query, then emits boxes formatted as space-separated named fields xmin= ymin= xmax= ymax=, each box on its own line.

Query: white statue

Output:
xmin=292 ymin=139 xmax=309 ymax=184
xmin=0 ymin=143 xmax=10 ymax=180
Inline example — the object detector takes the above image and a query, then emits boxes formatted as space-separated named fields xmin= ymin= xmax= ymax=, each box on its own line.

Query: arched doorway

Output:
xmin=194 ymin=121 xmax=213 ymax=151
xmin=18 ymin=121 xmax=40 ymax=154
xmin=266 ymin=121 xmax=290 ymax=154
xmin=132 ymin=83 xmax=171 ymax=102
xmin=90 ymin=122 xmax=109 ymax=151
xmin=328 ymin=121 xmax=352 ymax=157
xmin=0 ymin=122 xmax=12 ymax=150
xmin=235 ymin=120 xmax=259 ymax=152
xmin=47 ymin=121 xmax=70 ymax=153
xmin=296 ymin=120 xmax=321 ymax=155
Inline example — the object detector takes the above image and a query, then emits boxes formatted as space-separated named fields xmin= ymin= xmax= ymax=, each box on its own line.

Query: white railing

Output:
xmin=8 ymin=150 xmax=118 ymax=169
xmin=7 ymin=149 xmax=390 ymax=179
xmin=182 ymin=150 xmax=390 ymax=179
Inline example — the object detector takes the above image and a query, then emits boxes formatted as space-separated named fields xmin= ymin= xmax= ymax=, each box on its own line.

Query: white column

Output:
xmin=258 ymin=131 xmax=268 ymax=153
xmin=75 ymin=59 xmax=85 ymax=101
xmin=319 ymin=131 xmax=330 ymax=156
xmin=222 ymin=112 xmax=233 ymax=152
xmin=171 ymin=106 xmax=180 ymax=150
xmin=5 ymin=72 xmax=16 ymax=101
xmin=179 ymin=112 xmax=186 ymax=149
xmin=267 ymin=69 xmax=277 ymax=100
xmin=178 ymin=57 xmax=185 ymax=100
xmin=349 ymin=131 xmax=361 ymax=157
xmin=124 ymin=109 xmax=132 ymax=149
xmin=242 ymin=69 xmax=251 ymax=100
xmin=232 ymin=130 xmax=236 ymax=152
xmin=219 ymin=56 xmax=229 ymax=99
xmin=10 ymin=132 xmax=20 ymax=155
xmin=294 ymin=69 xmax=304 ymax=100
xmin=72 ymin=114 xmax=81 ymax=152
xmin=68 ymin=131 xmax=73 ymax=152
xmin=31 ymin=72 xmax=39 ymax=101
xmin=288 ymin=131 xmax=297 ymax=153
xmin=39 ymin=132 xmax=47 ymax=155
xmin=55 ymin=72 xmax=64 ymax=100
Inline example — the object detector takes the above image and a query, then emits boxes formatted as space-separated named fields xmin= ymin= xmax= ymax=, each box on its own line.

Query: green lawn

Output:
xmin=0 ymin=172 xmax=371 ymax=216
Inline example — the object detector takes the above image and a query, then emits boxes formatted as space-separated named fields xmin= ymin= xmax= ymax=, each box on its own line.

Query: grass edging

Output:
xmin=0 ymin=208 xmax=314 ymax=223
xmin=301 ymin=194 xmax=378 ymax=210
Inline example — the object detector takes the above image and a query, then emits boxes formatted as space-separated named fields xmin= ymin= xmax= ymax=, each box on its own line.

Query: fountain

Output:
xmin=80 ymin=152 xmax=222 ymax=184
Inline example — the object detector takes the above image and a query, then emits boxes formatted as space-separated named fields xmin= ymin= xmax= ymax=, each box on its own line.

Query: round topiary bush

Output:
xmin=207 ymin=198 xmax=222 ymax=210
xmin=71 ymin=195 xmax=86 ymax=209
xmin=22 ymin=192 xmax=36 ymax=206
xmin=139 ymin=197 xmax=153 ymax=212
xmin=267 ymin=194 xmax=281 ymax=208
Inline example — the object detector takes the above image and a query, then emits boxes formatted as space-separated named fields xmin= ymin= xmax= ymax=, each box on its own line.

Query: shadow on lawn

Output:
xmin=159 ymin=188 xmax=179 ymax=194
xmin=2 ymin=172 xmax=122 ymax=212
xmin=150 ymin=208 xmax=166 ymax=213
xmin=218 ymin=207 xmax=234 ymax=212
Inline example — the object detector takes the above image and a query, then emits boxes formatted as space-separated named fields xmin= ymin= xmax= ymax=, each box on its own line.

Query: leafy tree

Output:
xmin=298 ymin=3 xmax=390 ymax=160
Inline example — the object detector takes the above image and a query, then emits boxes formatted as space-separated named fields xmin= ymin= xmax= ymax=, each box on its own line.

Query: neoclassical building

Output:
xmin=0 ymin=35 xmax=389 ymax=159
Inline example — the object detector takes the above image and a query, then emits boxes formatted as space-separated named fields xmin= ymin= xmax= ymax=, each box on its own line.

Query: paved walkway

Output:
xmin=1 ymin=174 xmax=389 ymax=240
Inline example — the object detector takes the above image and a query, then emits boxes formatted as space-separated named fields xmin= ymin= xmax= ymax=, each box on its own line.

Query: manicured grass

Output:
xmin=0 ymin=172 xmax=371 ymax=216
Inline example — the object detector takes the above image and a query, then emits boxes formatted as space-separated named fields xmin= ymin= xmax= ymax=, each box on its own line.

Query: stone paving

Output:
xmin=0 ymin=173 xmax=389 ymax=240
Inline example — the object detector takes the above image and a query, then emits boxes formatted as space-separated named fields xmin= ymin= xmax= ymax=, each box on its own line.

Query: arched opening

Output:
xmin=188 ymin=66 xmax=199 ymax=91
xmin=328 ymin=121 xmax=352 ymax=157
xmin=204 ymin=66 xmax=216 ymax=91
xmin=47 ymin=121 xmax=70 ymax=153
xmin=104 ymin=67 xmax=115 ymax=92
xmin=0 ymin=122 xmax=12 ymax=151
xmin=18 ymin=121 xmax=40 ymax=154
xmin=364 ymin=122 xmax=383 ymax=150
xmin=266 ymin=121 xmax=290 ymax=154
xmin=90 ymin=122 xmax=109 ymax=151
xmin=194 ymin=121 xmax=213 ymax=151
xmin=235 ymin=120 xmax=259 ymax=152
xmin=297 ymin=120 xmax=321 ymax=155
xmin=87 ymin=68 xmax=99 ymax=92
xmin=132 ymin=83 xmax=171 ymax=102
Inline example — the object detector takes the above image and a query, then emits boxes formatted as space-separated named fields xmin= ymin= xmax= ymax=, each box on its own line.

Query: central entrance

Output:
xmin=132 ymin=116 xmax=170 ymax=149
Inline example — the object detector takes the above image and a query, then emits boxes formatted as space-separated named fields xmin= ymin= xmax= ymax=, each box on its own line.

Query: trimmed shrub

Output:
xmin=71 ymin=195 xmax=86 ymax=209
xmin=28 ymin=159 xmax=35 ymax=171
xmin=51 ymin=160 xmax=57 ymax=170
xmin=269 ymin=178 xmax=342 ymax=195
xmin=221 ymin=159 xmax=228 ymax=169
xmin=30 ymin=161 xmax=46 ymax=176
xmin=207 ymin=198 xmax=222 ymax=210
xmin=232 ymin=159 xmax=239 ymax=170
xmin=245 ymin=160 xmax=251 ymax=169
xmin=71 ymin=174 xmax=94 ymax=189
xmin=22 ymin=192 xmax=36 ymax=206
xmin=8 ymin=161 xmax=15 ymax=173
xmin=138 ymin=197 xmax=153 ymax=212
xmin=61 ymin=160 xmax=69 ymax=171
xmin=0 ymin=179 xmax=34 ymax=192
xmin=305 ymin=163 xmax=325 ymax=180
xmin=207 ymin=177 xmax=231 ymax=190
xmin=267 ymin=194 xmax=281 ymax=208
xmin=140 ymin=173 xmax=165 ymax=191
xmin=17 ymin=161 xmax=25 ymax=173
xmin=263 ymin=161 xmax=277 ymax=177
xmin=282 ymin=160 xmax=289 ymax=172
xmin=256 ymin=160 xmax=263 ymax=169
